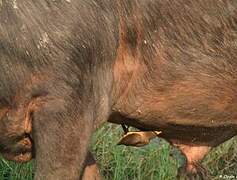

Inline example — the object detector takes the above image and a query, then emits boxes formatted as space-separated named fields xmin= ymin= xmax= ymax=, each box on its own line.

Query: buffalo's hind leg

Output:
xmin=32 ymin=94 xmax=95 ymax=180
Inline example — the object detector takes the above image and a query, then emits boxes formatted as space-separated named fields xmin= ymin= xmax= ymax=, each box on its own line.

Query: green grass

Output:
xmin=0 ymin=158 xmax=33 ymax=180
xmin=0 ymin=124 xmax=236 ymax=180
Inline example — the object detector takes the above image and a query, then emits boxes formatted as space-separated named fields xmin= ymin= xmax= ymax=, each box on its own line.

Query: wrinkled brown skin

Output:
xmin=0 ymin=0 xmax=237 ymax=179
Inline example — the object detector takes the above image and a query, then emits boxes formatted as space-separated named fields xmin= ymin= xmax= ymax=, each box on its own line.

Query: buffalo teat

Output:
xmin=117 ymin=131 xmax=161 ymax=147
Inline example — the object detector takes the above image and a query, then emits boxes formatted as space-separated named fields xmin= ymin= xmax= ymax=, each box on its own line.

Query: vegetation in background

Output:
xmin=0 ymin=124 xmax=236 ymax=180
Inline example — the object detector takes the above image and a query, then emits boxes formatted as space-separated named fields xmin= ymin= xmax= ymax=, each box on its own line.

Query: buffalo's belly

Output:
xmin=157 ymin=123 xmax=236 ymax=146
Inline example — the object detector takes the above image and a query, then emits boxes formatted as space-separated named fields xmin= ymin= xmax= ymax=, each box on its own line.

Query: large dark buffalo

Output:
xmin=0 ymin=0 xmax=236 ymax=179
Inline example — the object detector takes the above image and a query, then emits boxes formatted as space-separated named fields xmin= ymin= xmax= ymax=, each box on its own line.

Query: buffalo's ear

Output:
xmin=117 ymin=132 xmax=148 ymax=147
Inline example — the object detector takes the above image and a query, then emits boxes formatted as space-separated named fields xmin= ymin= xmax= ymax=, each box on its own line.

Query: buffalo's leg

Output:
xmin=82 ymin=151 xmax=101 ymax=180
xmin=32 ymin=95 xmax=94 ymax=180
xmin=175 ymin=144 xmax=211 ymax=180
